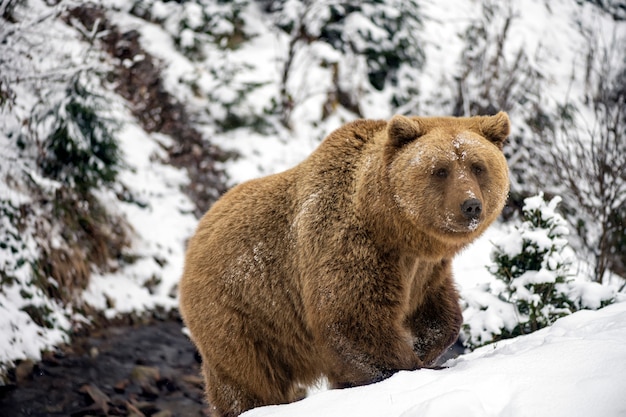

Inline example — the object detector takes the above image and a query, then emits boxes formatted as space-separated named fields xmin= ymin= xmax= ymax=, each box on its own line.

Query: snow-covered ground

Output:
xmin=245 ymin=301 xmax=626 ymax=417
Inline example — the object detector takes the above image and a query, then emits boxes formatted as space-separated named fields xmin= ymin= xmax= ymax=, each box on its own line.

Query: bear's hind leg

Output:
xmin=202 ymin=364 xmax=266 ymax=417
xmin=202 ymin=359 xmax=300 ymax=416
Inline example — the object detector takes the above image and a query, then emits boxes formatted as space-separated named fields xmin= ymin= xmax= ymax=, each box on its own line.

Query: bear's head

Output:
xmin=385 ymin=112 xmax=510 ymax=245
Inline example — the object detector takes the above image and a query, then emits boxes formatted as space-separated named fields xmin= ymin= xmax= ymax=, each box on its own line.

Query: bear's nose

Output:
xmin=461 ymin=198 xmax=482 ymax=220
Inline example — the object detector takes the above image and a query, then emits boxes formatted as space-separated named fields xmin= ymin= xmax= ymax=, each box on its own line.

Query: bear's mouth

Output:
xmin=439 ymin=213 xmax=482 ymax=234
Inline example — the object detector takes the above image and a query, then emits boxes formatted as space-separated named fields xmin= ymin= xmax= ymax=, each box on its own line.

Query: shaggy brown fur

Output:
xmin=179 ymin=112 xmax=511 ymax=416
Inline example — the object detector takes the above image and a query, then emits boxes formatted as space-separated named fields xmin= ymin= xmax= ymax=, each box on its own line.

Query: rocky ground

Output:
xmin=0 ymin=315 xmax=208 ymax=417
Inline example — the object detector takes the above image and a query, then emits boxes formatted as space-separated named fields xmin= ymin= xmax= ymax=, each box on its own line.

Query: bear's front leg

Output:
xmin=406 ymin=267 xmax=463 ymax=366
xmin=306 ymin=261 xmax=424 ymax=388
xmin=321 ymin=313 xmax=424 ymax=389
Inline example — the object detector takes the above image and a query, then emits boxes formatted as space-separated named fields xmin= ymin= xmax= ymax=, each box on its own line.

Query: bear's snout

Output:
xmin=461 ymin=198 xmax=482 ymax=220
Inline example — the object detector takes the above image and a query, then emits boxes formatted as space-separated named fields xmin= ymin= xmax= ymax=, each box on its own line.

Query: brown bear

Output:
xmin=179 ymin=112 xmax=510 ymax=416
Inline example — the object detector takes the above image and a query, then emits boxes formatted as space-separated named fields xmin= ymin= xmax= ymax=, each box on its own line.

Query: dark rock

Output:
xmin=79 ymin=383 xmax=110 ymax=414
xmin=114 ymin=378 xmax=130 ymax=393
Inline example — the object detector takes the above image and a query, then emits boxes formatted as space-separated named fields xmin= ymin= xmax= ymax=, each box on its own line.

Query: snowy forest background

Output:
xmin=1 ymin=0 xmax=625 ymax=381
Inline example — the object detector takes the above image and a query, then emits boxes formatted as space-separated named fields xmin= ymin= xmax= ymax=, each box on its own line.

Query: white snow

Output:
xmin=82 ymin=122 xmax=198 ymax=317
xmin=245 ymin=302 xmax=626 ymax=417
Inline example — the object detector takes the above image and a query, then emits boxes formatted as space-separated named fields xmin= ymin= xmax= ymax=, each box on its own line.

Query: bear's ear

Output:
xmin=478 ymin=111 xmax=510 ymax=149
xmin=387 ymin=115 xmax=422 ymax=148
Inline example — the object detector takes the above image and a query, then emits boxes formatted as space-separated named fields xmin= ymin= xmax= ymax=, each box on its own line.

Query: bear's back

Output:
xmin=179 ymin=118 xmax=389 ymax=348
xmin=182 ymin=172 xmax=297 ymax=289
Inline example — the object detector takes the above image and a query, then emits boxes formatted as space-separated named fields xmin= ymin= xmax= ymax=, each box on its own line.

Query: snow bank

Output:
xmin=245 ymin=302 xmax=626 ymax=417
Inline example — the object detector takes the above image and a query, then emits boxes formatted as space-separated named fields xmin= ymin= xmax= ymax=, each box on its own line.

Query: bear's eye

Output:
xmin=434 ymin=168 xmax=449 ymax=178
xmin=471 ymin=164 xmax=485 ymax=176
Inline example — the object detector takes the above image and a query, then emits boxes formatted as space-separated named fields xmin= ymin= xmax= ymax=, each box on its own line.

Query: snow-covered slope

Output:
xmin=245 ymin=302 xmax=626 ymax=417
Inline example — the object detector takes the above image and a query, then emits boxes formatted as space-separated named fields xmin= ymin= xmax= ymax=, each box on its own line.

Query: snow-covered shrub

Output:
xmin=130 ymin=0 xmax=250 ymax=58
xmin=462 ymin=193 xmax=616 ymax=349
xmin=32 ymin=74 xmax=120 ymax=194
xmin=313 ymin=0 xmax=425 ymax=93
xmin=489 ymin=194 xmax=575 ymax=330
xmin=0 ymin=200 xmax=32 ymax=289
xmin=180 ymin=0 xmax=249 ymax=51
xmin=260 ymin=0 xmax=424 ymax=124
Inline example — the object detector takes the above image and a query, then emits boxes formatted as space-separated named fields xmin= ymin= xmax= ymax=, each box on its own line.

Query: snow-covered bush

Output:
xmin=261 ymin=0 xmax=424 ymax=126
xmin=489 ymin=194 xmax=576 ymax=331
xmin=30 ymin=74 xmax=120 ymax=194
xmin=131 ymin=0 xmax=250 ymax=57
xmin=462 ymin=193 xmax=616 ymax=349
xmin=262 ymin=0 xmax=424 ymax=92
